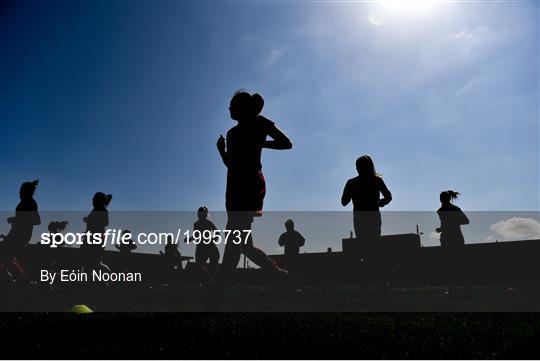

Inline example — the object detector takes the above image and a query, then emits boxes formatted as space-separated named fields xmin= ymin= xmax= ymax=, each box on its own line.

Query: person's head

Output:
xmin=197 ymin=206 xmax=209 ymax=220
xmin=440 ymin=190 xmax=460 ymax=205
xmin=285 ymin=219 xmax=294 ymax=231
xmin=355 ymin=155 xmax=377 ymax=178
xmin=48 ymin=221 xmax=68 ymax=233
xmin=122 ymin=229 xmax=132 ymax=240
xmin=92 ymin=192 xmax=112 ymax=208
xmin=19 ymin=179 xmax=39 ymax=200
xmin=229 ymin=90 xmax=264 ymax=122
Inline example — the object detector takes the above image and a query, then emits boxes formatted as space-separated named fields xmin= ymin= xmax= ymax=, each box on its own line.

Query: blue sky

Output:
xmin=1 ymin=0 xmax=538 ymax=216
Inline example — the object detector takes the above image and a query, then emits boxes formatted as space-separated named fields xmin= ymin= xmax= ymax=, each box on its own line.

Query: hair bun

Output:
xmin=252 ymin=93 xmax=264 ymax=115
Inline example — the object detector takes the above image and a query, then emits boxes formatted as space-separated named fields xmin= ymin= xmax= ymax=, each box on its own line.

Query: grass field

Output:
xmin=2 ymin=285 xmax=540 ymax=358
xmin=2 ymin=284 xmax=540 ymax=312
xmin=1 ymin=312 xmax=539 ymax=358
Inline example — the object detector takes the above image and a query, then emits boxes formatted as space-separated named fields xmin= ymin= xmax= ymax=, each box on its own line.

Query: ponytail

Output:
xmin=231 ymin=90 xmax=265 ymax=118
xmin=440 ymin=189 xmax=460 ymax=204
xmin=446 ymin=190 xmax=460 ymax=200
xmin=93 ymin=192 xmax=113 ymax=207
xmin=20 ymin=178 xmax=39 ymax=196
xmin=252 ymin=93 xmax=264 ymax=116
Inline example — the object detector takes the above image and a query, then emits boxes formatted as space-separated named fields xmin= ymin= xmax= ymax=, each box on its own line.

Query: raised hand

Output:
xmin=217 ymin=134 xmax=226 ymax=153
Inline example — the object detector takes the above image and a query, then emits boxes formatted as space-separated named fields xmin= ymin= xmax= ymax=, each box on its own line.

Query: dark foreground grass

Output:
xmin=1 ymin=312 xmax=539 ymax=358
xmin=2 ymin=284 xmax=540 ymax=312
xmin=2 ymin=286 xmax=540 ymax=358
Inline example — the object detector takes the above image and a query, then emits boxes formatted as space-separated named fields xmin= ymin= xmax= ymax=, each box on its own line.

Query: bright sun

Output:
xmin=378 ymin=0 xmax=437 ymax=15
xmin=368 ymin=0 xmax=439 ymax=26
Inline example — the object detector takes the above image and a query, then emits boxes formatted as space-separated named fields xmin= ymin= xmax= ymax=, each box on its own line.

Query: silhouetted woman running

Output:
xmin=0 ymin=179 xmax=41 ymax=282
xmin=81 ymin=192 xmax=112 ymax=273
xmin=341 ymin=155 xmax=392 ymax=293
xmin=217 ymin=91 xmax=292 ymax=277
xmin=341 ymin=155 xmax=392 ymax=241
xmin=436 ymin=190 xmax=470 ymax=296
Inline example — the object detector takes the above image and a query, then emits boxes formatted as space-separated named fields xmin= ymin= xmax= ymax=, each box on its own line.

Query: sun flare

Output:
xmin=378 ymin=0 xmax=438 ymax=15
xmin=368 ymin=0 xmax=439 ymax=26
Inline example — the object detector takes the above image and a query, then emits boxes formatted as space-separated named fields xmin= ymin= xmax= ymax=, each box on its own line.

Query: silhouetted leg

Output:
xmin=220 ymin=238 xmax=242 ymax=275
xmin=444 ymin=247 xmax=455 ymax=295
xmin=195 ymin=245 xmax=207 ymax=270
xmin=241 ymin=232 xmax=277 ymax=270
xmin=354 ymin=212 xmax=377 ymax=289
xmin=221 ymin=213 xmax=252 ymax=272
xmin=195 ymin=246 xmax=214 ymax=282
xmin=208 ymin=245 xmax=220 ymax=275
xmin=99 ymin=260 xmax=111 ymax=273
xmin=206 ymin=218 xmax=243 ymax=309
xmin=353 ymin=212 xmax=362 ymax=240
xmin=10 ymin=257 xmax=27 ymax=279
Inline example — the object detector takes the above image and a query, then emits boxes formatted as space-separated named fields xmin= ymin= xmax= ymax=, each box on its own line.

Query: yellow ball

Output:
xmin=69 ymin=304 xmax=93 ymax=314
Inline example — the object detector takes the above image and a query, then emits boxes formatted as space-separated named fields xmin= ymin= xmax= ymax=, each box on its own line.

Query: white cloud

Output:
xmin=489 ymin=217 xmax=540 ymax=241
xmin=485 ymin=235 xmax=494 ymax=242
xmin=430 ymin=231 xmax=440 ymax=240
xmin=418 ymin=25 xmax=497 ymax=74
xmin=451 ymin=25 xmax=490 ymax=41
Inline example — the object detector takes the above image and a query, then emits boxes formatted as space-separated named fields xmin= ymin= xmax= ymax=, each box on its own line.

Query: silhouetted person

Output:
xmin=81 ymin=192 xmax=112 ymax=273
xmin=277 ymin=219 xmax=305 ymax=276
xmin=217 ymin=91 xmax=292 ymax=282
xmin=115 ymin=229 xmax=137 ymax=272
xmin=160 ymin=235 xmax=183 ymax=277
xmin=187 ymin=206 xmax=220 ymax=276
xmin=436 ymin=190 xmax=470 ymax=297
xmin=341 ymin=155 xmax=392 ymax=240
xmin=0 ymin=179 xmax=41 ymax=282
xmin=341 ymin=155 xmax=391 ymax=293
xmin=46 ymin=220 xmax=69 ymax=272
xmin=48 ymin=221 xmax=69 ymax=247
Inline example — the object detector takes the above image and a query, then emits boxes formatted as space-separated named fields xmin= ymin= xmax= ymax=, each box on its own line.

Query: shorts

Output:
xmin=226 ymin=169 xmax=266 ymax=217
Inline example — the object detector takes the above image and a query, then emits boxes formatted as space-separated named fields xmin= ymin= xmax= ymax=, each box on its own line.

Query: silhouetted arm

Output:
xmin=33 ymin=212 xmax=41 ymax=226
xmin=435 ymin=210 xmax=443 ymax=233
xmin=278 ymin=233 xmax=285 ymax=247
xmin=263 ymin=121 xmax=292 ymax=150
xmin=297 ymin=232 xmax=305 ymax=247
xmin=217 ymin=134 xmax=230 ymax=167
xmin=378 ymin=177 xmax=392 ymax=208
xmin=341 ymin=181 xmax=352 ymax=207
xmin=458 ymin=208 xmax=470 ymax=225
xmin=31 ymin=200 xmax=41 ymax=226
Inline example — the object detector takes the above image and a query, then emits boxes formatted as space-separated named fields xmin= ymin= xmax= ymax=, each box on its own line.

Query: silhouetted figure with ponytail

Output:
xmin=81 ymin=192 xmax=112 ymax=273
xmin=436 ymin=190 xmax=470 ymax=297
xmin=0 ymin=179 xmax=41 ymax=283
xmin=217 ymin=91 xmax=292 ymax=284
xmin=341 ymin=155 xmax=392 ymax=293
